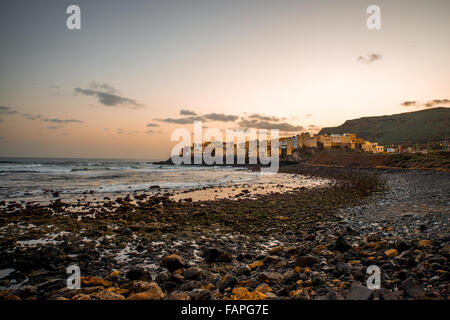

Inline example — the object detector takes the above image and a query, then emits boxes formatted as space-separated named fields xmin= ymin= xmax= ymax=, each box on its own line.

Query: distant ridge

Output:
xmin=319 ymin=107 xmax=450 ymax=145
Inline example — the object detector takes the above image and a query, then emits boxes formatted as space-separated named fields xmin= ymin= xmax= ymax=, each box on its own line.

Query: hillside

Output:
xmin=319 ymin=107 xmax=450 ymax=145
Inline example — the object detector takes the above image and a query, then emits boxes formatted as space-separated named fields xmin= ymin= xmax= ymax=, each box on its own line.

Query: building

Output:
xmin=297 ymin=133 xmax=317 ymax=149
xmin=182 ymin=132 xmax=384 ymax=160
xmin=362 ymin=141 xmax=384 ymax=153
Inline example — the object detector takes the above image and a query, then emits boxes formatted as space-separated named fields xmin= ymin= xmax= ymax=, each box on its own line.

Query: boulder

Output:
xmin=259 ymin=272 xmax=283 ymax=285
xmin=402 ymin=278 xmax=425 ymax=299
xmin=126 ymin=282 xmax=165 ymax=300
xmin=168 ymin=291 xmax=191 ymax=300
xmin=203 ymin=247 xmax=221 ymax=263
xmin=217 ymin=274 xmax=238 ymax=292
xmin=345 ymin=284 xmax=372 ymax=300
xmin=335 ymin=235 xmax=352 ymax=252
xmin=161 ymin=254 xmax=186 ymax=272
xmin=126 ymin=268 xmax=151 ymax=281
xmin=183 ymin=267 xmax=203 ymax=280
xmin=295 ymin=254 xmax=320 ymax=267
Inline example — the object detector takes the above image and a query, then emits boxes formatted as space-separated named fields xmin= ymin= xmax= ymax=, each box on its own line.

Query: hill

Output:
xmin=319 ymin=107 xmax=450 ymax=145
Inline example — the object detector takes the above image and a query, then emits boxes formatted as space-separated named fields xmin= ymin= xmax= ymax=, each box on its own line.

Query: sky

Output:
xmin=0 ymin=0 xmax=449 ymax=159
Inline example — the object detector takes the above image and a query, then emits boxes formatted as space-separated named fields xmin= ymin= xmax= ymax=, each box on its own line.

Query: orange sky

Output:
xmin=0 ymin=0 xmax=449 ymax=159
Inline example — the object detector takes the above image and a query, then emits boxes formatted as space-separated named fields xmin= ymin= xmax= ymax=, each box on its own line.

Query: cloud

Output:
xmin=146 ymin=129 xmax=164 ymax=134
xmin=116 ymin=128 xmax=140 ymax=135
xmin=400 ymin=101 xmax=417 ymax=107
xmin=180 ymin=109 xmax=197 ymax=116
xmin=154 ymin=116 xmax=203 ymax=124
xmin=202 ymin=113 xmax=239 ymax=122
xmin=424 ymin=99 xmax=450 ymax=108
xmin=155 ymin=112 xmax=238 ymax=124
xmin=146 ymin=123 xmax=160 ymax=127
xmin=41 ymin=118 xmax=83 ymax=124
xmin=400 ymin=99 xmax=449 ymax=108
xmin=21 ymin=113 xmax=82 ymax=125
xmin=74 ymin=85 xmax=142 ymax=108
xmin=307 ymin=124 xmax=321 ymax=132
xmin=0 ymin=106 xmax=82 ymax=128
xmin=22 ymin=113 xmax=42 ymax=120
xmin=0 ymin=106 xmax=18 ymax=115
xmin=246 ymin=113 xmax=284 ymax=122
xmin=357 ymin=53 xmax=382 ymax=64
xmin=88 ymin=81 xmax=118 ymax=94
xmin=238 ymin=119 xmax=303 ymax=132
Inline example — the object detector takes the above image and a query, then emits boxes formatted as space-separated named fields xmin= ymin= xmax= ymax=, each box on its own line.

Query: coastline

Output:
xmin=0 ymin=164 xmax=448 ymax=300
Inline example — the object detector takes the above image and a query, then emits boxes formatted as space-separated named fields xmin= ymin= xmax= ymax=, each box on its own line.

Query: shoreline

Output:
xmin=0 ymin=164 xmax=448 ymax=300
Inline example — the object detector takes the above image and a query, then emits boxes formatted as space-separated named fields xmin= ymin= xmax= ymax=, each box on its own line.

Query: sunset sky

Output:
xmin=0 ymin=0 xmax=449 ymax=159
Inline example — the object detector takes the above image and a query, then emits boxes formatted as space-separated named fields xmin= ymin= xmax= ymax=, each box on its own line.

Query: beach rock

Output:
xmin=336 ymin=262 xmax=351 ymax=276
xmin=155 ymin=271 xmax=171 ymax=283
xmin=183 ymin=267 xmax=203 ymax=280
xmin=263 ymin=255 xmax=279 ymax=264
xmin=235 ymin=264 xmax=251 ymax=276
xmin=36 ymin=279 xmax=66 ymax=292
xmin=126 ymin=268 xmax=151 ymax=281
xmin=91 ymin=290 xmax=125 ymax=300
xmin=72 ymin=294 xmax=91 ymax=300
xmin=168 ymin=291 xmax=191 ymax=300
xmin=180 ymin=280 xmax=201 ymax=291
xmin=282 ymin=270 xmax=298 ymax=283
xmin=126 ymin=282 xmax=165 ymax=300
xmin=202 ymin=247 xmax=221 ymax=263
xmin=190 ymin=289 xmax=214 ymax=300
xmin=268 ymin=246 xmax=283 ymax=255
xmin=384 ymin=249 xmax=398 ymax=258
xmin=255 ymin=283 xmax=272 ymax=293
xmin=120 ymin=227 xmax=133 ymax=236
xmin=295 ymin=254 xmax=320 ymax=267
xmin=345 ymin=284 xmax=372 ymax=300
xmin=248 ymin=261 xmax=264 ymax=269
xmin=396 ymin=240 xmax=410 ymax=252
xmin=161 ymin=254 xmax=186 ymax=272
xmin=351 ymin=266 xmax=366 ymax=281
xmin=218 ymin=274 xmax=238 ymax=292
xmin=402 ymin=278 xmax=425 ymax=299
xmin=124 ymin=280 xmax=160 ymax=293
xmin=317 ymin=291 xmax=338 ymax=300
xmin=418 ymin=240 xmax=431 ymax=247
xmin=260 ymin=272 xmax=283 ymax=285
xmin=81 ymin=276 xmax=112 ymax=287
xmin=230 ymin=287 xmax=267 ymax=300
xmin=217 ymin=251 xmax=233 ymax=262
xmin=335 ymin=235 xmax=352 ymax=252
xmin=378 ymin=289 xmax=400 ymax=300
xmin=284 ymin=246 xmax=299 ymax=257
xmin=10 ymin=285 xmax=37 ymax=299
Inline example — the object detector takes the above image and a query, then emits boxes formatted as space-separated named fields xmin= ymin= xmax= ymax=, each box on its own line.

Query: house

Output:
xmin=297 ymin=133 xmax=317 ymax=149
xmin=362 ymin=141 xmax=383 ymax=153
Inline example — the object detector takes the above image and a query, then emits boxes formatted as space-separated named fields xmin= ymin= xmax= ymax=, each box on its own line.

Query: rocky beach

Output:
xmin=0 ymin=164 xmax=448 ymax=300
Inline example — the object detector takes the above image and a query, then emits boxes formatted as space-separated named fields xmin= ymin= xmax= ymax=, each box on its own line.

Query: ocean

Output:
xmin=0 ymin=157 xmax=263 ymax=202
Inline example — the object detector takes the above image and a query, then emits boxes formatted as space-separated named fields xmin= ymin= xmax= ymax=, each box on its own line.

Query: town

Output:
xmin=180 ymin=131 xmax=446 ymax=163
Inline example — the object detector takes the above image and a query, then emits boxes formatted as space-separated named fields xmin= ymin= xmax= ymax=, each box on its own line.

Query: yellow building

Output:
xmin=317 ymin=134 xmax=332 ymax=149
xmin=362 ymin=141 xmax=384 ymax=153
xmin=297 ymin=133 xmax=317 ymax=148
